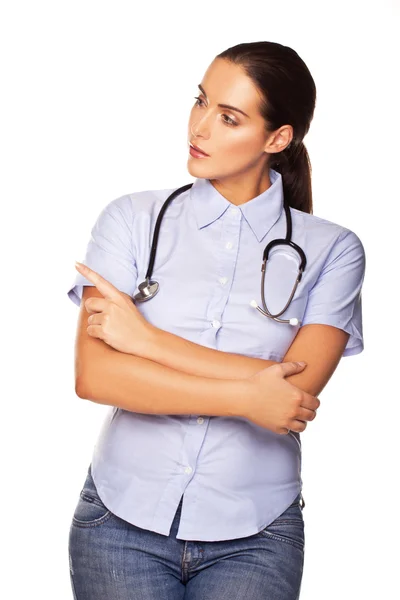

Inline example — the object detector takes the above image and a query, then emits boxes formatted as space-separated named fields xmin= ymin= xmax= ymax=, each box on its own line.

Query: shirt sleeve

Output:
xmin=67 ymin=194 xmax=138 ymax=307
xmin=301 ymin=228 xmax=366 ymax=357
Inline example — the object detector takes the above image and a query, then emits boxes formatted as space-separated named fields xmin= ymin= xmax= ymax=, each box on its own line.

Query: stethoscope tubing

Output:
xmin=133 ymin=183 xmax=307 ymax=326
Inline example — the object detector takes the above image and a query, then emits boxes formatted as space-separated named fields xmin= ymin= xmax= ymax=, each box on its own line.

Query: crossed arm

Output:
xmin=76 ymin=286 xmax=349 ymax=413
xmin=138 ymin=315 xmax=347 ymax=398
xmin=122 ymin=278 xmax=349 ymax=398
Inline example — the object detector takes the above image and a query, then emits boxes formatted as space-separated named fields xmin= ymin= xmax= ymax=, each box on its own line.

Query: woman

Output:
xmin=67 ymin=41 xmax=365 ymax=599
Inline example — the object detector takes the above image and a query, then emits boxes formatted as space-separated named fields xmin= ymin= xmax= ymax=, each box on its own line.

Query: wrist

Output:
xmin=138 ymin=324 xmax=162 ymax=360
xmin=226 ymin=378 xmax=253 ymax=419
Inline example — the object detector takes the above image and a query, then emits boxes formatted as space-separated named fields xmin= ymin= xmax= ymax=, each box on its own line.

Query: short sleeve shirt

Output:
xmin=67 ymin=168 xmax=366 ymax=541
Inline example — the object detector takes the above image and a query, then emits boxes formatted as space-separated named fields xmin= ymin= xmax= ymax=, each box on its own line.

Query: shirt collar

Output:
xmin=189 ymin=168 xmax=284 ymax=242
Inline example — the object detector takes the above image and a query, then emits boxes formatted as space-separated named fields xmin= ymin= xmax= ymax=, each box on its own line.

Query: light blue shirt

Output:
xmin=67 ymin=168 xmax=366 ymax=541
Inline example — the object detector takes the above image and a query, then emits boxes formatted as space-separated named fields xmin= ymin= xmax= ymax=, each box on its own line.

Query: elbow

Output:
xmin=75 ymin=375 xmax=97 ymax=401
xmin=74 ymin=354 xmax=87 ymax=397
xmin=74 ymin=351 xmax=98 ymax=400
xmin=74 ymin=346 xmax=111 ymax=402
xmin=75 ymin=375 xmax=88 ymax=399
xmin=74 ymin=361 xmax=104 ymax=402
xmin=75 ymin=360 xmax=92 ymax=399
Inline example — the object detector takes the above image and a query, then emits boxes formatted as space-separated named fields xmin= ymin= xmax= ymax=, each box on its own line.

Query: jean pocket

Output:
xmin=257 ymin=497 xmax=305 ymax=551
xmin=72 ymin=464 xmax=113 ymax=528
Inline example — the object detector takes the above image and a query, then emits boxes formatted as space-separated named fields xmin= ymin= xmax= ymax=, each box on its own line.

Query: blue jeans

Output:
xmin=69 ymin=463 xmax=305 ymax=599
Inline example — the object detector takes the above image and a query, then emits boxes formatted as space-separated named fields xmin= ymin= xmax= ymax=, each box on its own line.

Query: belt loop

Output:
xmin=300 ymin=493 xmax=305 ymax=510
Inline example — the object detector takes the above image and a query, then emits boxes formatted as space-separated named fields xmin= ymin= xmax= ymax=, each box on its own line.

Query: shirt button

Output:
xmin=212 ymin=319 xmax=221 ymax=328
xmin=219 ymin=276 xmax=228 ymax=285
xmin=225 ymin=241 xmax=233 ymax=249
xmin=197 ymin=417 xmax=204 ymax=425
xmin=231 ymin=207 xmax=240 ymax=216
xmin=184 ymin=466 xmax=193 ymax=474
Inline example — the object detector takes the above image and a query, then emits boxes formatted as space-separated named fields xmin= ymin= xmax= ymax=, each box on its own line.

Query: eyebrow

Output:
xmin=198 ymin=84 xmax=250 ymax=118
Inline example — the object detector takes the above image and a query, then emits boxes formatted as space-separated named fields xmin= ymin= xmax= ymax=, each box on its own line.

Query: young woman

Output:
xmin=67 ymin=41 xmax=365 ymax=599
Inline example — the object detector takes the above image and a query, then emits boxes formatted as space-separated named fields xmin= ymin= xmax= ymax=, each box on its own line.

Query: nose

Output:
xmin=190 ymin=114 xmax=211 ymax=139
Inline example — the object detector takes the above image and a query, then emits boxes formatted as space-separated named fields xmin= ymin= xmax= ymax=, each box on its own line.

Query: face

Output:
xmin=187 ymin=58 xmax=292 ymax=189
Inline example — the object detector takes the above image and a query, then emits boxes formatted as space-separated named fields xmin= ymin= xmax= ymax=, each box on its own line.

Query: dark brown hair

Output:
xmin=216 ymin=41 xmax=316 ymax=214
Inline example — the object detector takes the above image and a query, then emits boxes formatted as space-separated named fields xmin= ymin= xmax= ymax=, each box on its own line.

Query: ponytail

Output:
xmin=271 ymin=141 xmax=313 ymax=214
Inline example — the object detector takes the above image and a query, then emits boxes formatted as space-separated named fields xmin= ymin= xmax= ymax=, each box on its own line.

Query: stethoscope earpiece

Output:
xmin=250 ymin=300 xmax=301 ymax=327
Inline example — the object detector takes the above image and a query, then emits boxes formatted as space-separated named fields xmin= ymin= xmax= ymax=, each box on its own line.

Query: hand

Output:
xmin=74 ymin=262 xmax=155 ymax=355
xmin=245 ymin=362 xmax=320 ymax=435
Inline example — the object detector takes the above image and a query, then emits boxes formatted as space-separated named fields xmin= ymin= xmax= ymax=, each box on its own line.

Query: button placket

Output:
xmin=207 ymin=207 xmax=241 ymax=332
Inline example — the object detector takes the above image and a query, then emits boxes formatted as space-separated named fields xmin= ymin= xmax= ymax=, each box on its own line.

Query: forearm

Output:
xmin=77 ymin=345 xmax=249 ymax=418
xmin=142 ymin=326 xmax=278 ymax=379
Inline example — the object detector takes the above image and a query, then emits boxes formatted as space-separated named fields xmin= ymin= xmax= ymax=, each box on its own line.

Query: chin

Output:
xmin=186 ymin=160 xmax=212 ymax=179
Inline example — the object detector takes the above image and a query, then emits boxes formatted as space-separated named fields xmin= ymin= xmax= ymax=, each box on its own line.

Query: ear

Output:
xmin=264 ymin=125 xmax=293 ymax=154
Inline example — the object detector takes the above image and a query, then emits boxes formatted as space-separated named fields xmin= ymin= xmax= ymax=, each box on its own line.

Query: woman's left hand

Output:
xmin=74 ymin=262 xmax=155 ymax=356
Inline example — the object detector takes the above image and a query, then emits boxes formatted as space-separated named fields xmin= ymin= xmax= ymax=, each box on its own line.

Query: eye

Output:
xmin=193 ymin=97 xmax=238 ymax=127
xmin=194 ymin=96 xmax=204 ymax=107
xmin=221 ymin=115 xmax=238 ymax=126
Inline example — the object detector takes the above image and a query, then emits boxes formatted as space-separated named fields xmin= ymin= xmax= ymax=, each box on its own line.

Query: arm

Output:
xmin=76 ymin=288 xmax=320 ymax=433
xmin=77 ymin=345 xmax=248 ymax=417
xmin=139 ymin=317 xmax=349 ymax=398
xmin=90 ymin=289 xmax=340 ymax=400
xmin=280 ymin=229 xmax=366 ymax=397
xmin=280 ymin=324 xmax=350 ymax=397
xmin=76 ymin=287 xmax=248 ymax=417
xmin=141 ymin=325 xmax=279 ymax=380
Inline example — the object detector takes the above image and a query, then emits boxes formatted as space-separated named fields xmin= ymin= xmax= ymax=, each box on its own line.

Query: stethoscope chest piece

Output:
xmin=133 ymin=278 xmax=160 ymax=303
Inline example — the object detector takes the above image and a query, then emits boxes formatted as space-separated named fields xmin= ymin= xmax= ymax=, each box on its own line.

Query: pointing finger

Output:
xmin=75 ymin=262 xmax=124 ymax=305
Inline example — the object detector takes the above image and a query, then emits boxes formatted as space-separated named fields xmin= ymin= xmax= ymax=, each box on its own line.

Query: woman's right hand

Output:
xmin=244 ymin=362 xmax=320 ymax=434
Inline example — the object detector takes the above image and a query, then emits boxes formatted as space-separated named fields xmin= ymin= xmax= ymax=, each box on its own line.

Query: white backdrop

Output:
xmin=1 ymin=0 xmax=399 ymax=597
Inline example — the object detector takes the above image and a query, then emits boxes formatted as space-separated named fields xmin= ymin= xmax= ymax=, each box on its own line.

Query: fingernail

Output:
xmin=297 ymin=361 xmax=307 ymax=366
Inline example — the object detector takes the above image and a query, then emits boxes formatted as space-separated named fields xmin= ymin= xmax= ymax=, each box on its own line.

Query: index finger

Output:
xmin=75 ymin=261 xmax=123 ymax=304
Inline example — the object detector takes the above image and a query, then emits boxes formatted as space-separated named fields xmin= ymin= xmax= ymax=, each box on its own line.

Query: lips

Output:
xmin=189 ymin=142 xmax=209 ymax=156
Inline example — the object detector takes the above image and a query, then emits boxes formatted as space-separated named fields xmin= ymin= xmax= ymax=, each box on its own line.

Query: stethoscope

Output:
xmin=133 ymin=183 xmax=307 ymax=326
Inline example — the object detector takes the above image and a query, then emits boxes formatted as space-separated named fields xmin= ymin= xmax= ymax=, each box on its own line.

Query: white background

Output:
xmin=2 ymin=1 xmax=399 ymax=597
